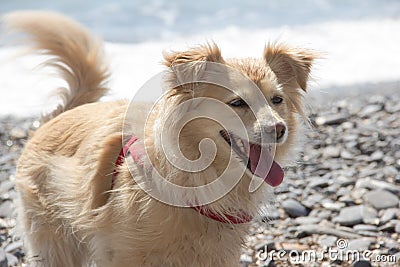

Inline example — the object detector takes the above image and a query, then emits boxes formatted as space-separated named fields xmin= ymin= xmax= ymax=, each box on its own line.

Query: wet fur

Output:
xmin=8 ymin=11 xmax=315 ymax=267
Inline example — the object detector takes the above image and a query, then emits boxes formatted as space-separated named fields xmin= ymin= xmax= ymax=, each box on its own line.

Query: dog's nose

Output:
xmin=275 ymin=123 xmax=286 ymax=141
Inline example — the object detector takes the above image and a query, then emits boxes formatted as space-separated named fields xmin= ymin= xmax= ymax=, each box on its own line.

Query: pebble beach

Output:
xmin=0 ymin=84 xmax=399 ymax=266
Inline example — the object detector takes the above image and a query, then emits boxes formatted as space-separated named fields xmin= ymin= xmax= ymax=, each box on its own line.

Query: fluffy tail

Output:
xmin=3 ymin=11 xmax=109 ymax=122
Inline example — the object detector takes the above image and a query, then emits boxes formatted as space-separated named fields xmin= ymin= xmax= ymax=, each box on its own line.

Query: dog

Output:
xmin=8 ymin=11 xmax=315 ymax=266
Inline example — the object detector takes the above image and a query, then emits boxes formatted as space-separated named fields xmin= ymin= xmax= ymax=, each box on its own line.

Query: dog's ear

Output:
xmin=163 ymin=43 xmax=224 ymax=67
xmin=264 ymin=43 xmax=315 ymax=91
xmin=163 ymin=43 xmax=225 ymax=89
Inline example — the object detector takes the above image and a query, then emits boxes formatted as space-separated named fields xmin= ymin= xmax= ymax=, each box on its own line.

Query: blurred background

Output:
xmin=0 ymin=0 xmax=399 ymax=115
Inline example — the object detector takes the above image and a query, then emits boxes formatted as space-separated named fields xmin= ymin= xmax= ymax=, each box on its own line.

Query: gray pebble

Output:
xmin=0 ymin=180 xmax=15 ymax=195
xmin=359 ymin=104 xmax=382 ymax=118
xmin=5 ymin=253 xmax=18 ymax=266
xmin=282 ymin=199 xmax=309 ymax=218
xmin=0 ymin=201 xmax=14 ymax=218
xmin=380 ymin=208 xmax=398 ymax=225
xmin=356 ymin=177 xmax=400 ymax=194
xmin=353 ymin=224 xmax=378 ymax=232
xmin=5 ymin=241 xmax=23 ymax=253
xmin=364 ymin=190 xmax=399 ymax=210
xmin=352 ymin=260 xmax=372 ymax=267
xmin=395 ymin=223 xmax=400 ymax=234
xmin=333 ymin=205 xmax=364 ymax=226
xmin=318 ymin=235 xmax=337 ymax=247
xmin=346 ymin=238 xmax=373 ymax=251
xmin=323 ymin=146 xmax=341 ymax=158
xmin=369 ymin=150 xmax=384 ymax=162
xmin=0 ymin=248 xmax=7 ymax=267
xmin=9 ymin=127 xmax=26 ymax=139
xmin=294 ymin=216 xmax=321 ymax=225
xmin=315 ymin=113 xmax=349 ymax=126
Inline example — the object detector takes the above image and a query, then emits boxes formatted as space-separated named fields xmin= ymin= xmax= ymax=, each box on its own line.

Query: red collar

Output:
xmin=112 ymin=136 xmax=253 ymax=224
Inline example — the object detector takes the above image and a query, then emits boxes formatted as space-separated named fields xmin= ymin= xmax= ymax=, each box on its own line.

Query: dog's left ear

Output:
xmin=163 ymin=43 xmax=225 ymax=89
xmin=264 ymin=43 xmax=316 ymax=91
xmin=163 ymin=43 xmax=224 ymax=67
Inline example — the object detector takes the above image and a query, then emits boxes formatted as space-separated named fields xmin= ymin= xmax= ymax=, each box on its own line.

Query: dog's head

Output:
xmin=148 ymin=42 xmax=315 ymax=214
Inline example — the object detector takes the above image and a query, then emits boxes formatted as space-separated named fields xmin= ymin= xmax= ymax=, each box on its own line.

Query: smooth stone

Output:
xmin=352 ymin=260 xmax=372 ymax=267
xmin=239 ymin=254 xmax=252 ymax=265
xmin=353 ymin=224 xmax=378 ymax=232
xmin=318 ymin=235 xmax=337 ymax=247
xmin=340 ymin=149 xmax=354 ymax=160
xmin=9 ymin=127 xmax=26 ymax=139
xmin=296 ymin=224 xmax=360 ymax=239
xmin=333 ymin=205 xmax=364 ymax=226
xmin=369 ymin=150 xmax=384 ymax=162
xmin=346 ymin=238 xmax=373 ymax=251
xmin=336 ymin=176 xmax=356 ymax=186
xmin=380 ymin=209 xmax=398 ymax=225
xmin=302 ymin=193 xmax=325 ymax=208
xmin=385 ymin=102 xmax=400 ymax=113
xmin=308 ymin=177 xmax=330 ymax=188
xmin=315 ymin=113 xmax=349 ymax=126
xmin=322 ymin=202 xmax=345 ymax=211
xmin=395 ymin=223 xmax=400 ymax=234
xmin=0 ymin=201 xmax=14 ymax=218
xmin=355 ymin=177 xmax=400 ymax=194
xmin=0 ymin=180 xmax=15 ymax=195
xmin=282 ymin=199 xmax=309 ymax=218
xmin=362 ymin=205 xmax=379 ymax=225
xmin=294 ymin=216 xmax=321 ymax=225
xmin=356 ymin=231 xmax=379 ymax=237
xmin=323 ymin=146 xmax=341 ymax=158
xmin=359 ymin=104 xmax=382 ymax=118
xmin=5 ymin=241 xmax=23 ymax=253
xmin=0 ymin=248 xmax=7 ymax=267
xmin=364 ymin=190 xmax=399 ymax=210
xmin=316 ymin=210 xmax=332 ymax=220
xmin=5 ymin=253 xmax=18 ymax=267
xmin=337 ymin=187 xmax=351 ymax=197
xmin=379 ymin=220 xmax=400 ymax=232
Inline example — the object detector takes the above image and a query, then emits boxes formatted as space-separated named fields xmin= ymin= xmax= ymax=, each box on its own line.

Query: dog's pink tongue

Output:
xmin=250 ymin=144 xmax=284 ymax=187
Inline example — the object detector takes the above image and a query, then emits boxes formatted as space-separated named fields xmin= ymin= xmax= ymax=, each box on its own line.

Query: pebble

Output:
xmin=317 ymin=235 xmax=337 ymax=247
xmin=9 ymin=127 xmax=26 ymax=139
xmin=282 ymin=199 xmax=309 ymax=218
xmin=356 ymin=177 xmax=400 ymax=194
xmin=322 ymin=146 xmax=341 ymax=158
xmin=315 ymin=113 xmax=349 ymax=126
xmin=333 ymin=205 xmax=364 ymax=226
xmin=352 ymin=260 xmax=372 ymax=267
xmin=296 ymin=224 xmax=360 ymax=239
xmin=368 ymin=150 xmax=384 ymax=162
xmin=363 ymin=190 xmax=399 ymax=210
xmin=380 ymin=209 xmax=398 ymax=225
xmin=359 ymin=104 xmax=382 ymax=118
xmin=0 ymin=201 xmax=14 ymax=218
xmin=0 ymin=248 xmax=7 ymax=267
xmin=5 ymin=241 xmax=23 ymax=253
xmin=5 ymin=253 xmax=18 ymax=266
xmin=353 ymin=224 xmax=378 ymax=232
xmin=346 ymin=238 xmax=373 ymax=251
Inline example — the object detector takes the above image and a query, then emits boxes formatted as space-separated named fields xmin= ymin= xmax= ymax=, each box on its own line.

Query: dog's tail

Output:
xmin=4 ymin=11 xmax=109 ymax=122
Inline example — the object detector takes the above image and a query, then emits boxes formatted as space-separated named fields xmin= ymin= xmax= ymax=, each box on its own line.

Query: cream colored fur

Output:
xmin=8 ymin=11 xmax=315 ymax=267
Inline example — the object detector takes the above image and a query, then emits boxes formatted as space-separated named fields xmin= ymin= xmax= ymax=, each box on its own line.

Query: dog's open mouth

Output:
xmin=220 ymin=130 xmax=284 ymax=187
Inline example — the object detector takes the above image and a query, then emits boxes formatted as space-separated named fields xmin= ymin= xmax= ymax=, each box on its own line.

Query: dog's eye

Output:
xmin=229 ymin=99 xmax=247 ymax=107
xmin=271 ymin=96 xmax=283 ymax=105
